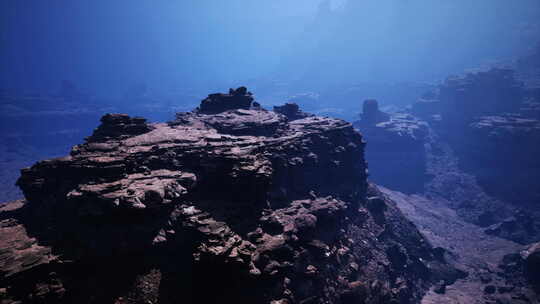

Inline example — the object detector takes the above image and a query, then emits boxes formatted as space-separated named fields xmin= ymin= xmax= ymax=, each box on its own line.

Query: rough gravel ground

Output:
xmin=381 ymin=187 xmax=538 ymax=303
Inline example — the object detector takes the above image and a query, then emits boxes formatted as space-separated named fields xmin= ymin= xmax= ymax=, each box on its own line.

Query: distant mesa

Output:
xmin=410 ymin=67 xmax=540 ymax=216
xmin=359 ymin=99 xmax=390 ymax=125
xmin=353 ymin=99 xmax=428 ymax=194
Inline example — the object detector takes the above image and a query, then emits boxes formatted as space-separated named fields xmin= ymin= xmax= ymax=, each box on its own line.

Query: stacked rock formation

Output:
xmin=0 ymin=88 xmax=454 ymax=304
xmin=353 ymin=100 xmax=428 ymax=194
xmin=357 ymin=99 xmax=390 ymax=126
xmin=197 ymin=86 xmax=254 ymax=114
xmin=87 ymin=113 xmax=154 ymax=142
xmin=273 ymin=103 xmax=312 ymax=121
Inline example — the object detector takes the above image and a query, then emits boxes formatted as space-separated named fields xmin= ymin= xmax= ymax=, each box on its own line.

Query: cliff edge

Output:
xmin=0 ymin=88 xmax=454 ymax=304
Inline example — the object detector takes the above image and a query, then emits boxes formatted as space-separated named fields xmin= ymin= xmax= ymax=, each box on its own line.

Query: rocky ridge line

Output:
xmin=0 ymin=87 xmax=455 ymax=304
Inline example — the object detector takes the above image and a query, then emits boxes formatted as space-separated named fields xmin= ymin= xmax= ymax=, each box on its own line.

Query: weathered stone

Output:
xmin=273 ymin=103 xmax=312 ymax=121
xmin=86 ymin=113 xmax=154 ymax=142
xmin=197 ymin=86 xmax=254 ymax=114
xmin=0 ymin=89 xmax=453 ymax=304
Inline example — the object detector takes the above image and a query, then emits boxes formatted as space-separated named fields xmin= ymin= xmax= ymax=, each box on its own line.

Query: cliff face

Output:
xmin=353 ymin=100 xmax=428 ymax=194
xmin=412 ymin=68 xmax=524 ymax=125
xmin=438 ymin=69 xmax=524 ymax=127
xmin=430 ymin=69 xmax=540 ymax=210
xmin=463 ymin=114 xmax=540 ymax=204
xmin=0 ymin=88 xmax=451 ymax=304
xmin=408 ymin=68 xmax=540 ymax=244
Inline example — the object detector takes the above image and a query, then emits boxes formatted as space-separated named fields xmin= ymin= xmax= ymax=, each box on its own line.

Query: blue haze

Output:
xmin=2 ymin=0 xmax=539 ymax=97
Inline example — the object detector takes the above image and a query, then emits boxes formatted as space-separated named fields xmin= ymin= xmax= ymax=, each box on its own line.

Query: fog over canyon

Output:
xmin=1 ymin=1 xmax=540 ymax=303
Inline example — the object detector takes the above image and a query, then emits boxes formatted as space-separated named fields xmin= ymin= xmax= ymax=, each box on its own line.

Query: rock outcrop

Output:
xmin=438 ymin=68 xmax=524 ymax=129
xmin=0 ymin=89 xmax=452 ymax=303
xmin=462 ymin=114 xmax=540 ymax=207
xmin=499 ymin=242 xmax=540 ymax=298
xmin=353 ymin=100 xmax=428 ymax=194
xmin=357 ymin=99 xmax=390 ymax=126
xmin=197 ymin=86 xmax=254 ymax=114
xmin=273 ymin=103 xmax=312 ymax=121
xmin=87 ymin=114 xmax=154 ymax=142
xmin=409 ymin=68 xmax=540 ymax=244
xmin=412 ymin=68 xmax=525 ymax=129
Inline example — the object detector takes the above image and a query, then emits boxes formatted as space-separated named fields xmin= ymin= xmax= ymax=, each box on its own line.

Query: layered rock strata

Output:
xmin=438 ymin=68 xmax=524 ymax=130
xmin=463 ymin=114 xmax=540 ymax=206
xmin=0 ymin=88 xmax=452 ymax=304
xmin=409 ymin=69 xmax=540 ymax=243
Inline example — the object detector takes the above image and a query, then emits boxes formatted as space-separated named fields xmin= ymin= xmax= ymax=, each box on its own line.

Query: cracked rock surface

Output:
xmin=1 ymin=89 xmax=454 ymax=304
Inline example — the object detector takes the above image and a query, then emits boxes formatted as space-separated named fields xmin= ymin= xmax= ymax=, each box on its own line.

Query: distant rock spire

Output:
xmin=361 ymin=99 xmax=390 ymax=125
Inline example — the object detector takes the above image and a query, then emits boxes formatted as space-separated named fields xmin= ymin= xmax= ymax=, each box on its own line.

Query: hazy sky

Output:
xmin=1 ymin=1 xmax=324 ymax=94
xmin=1 ymin=0 xmax=539 ymax=96
xmin=278 ymin=0 xmax=540 ymax=86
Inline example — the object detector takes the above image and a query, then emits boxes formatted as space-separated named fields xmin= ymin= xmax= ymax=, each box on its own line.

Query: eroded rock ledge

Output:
xmin=1 ymin=88 xmax=454 ymax=304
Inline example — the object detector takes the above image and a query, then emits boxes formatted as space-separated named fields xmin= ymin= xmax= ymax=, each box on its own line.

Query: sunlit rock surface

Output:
xmin=0 ymin=89 xmax=454 ymax=304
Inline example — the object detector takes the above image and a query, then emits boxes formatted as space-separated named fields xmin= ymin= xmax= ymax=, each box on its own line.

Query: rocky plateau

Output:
xmin=0 ymin=88 xmax=456 ymax=304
